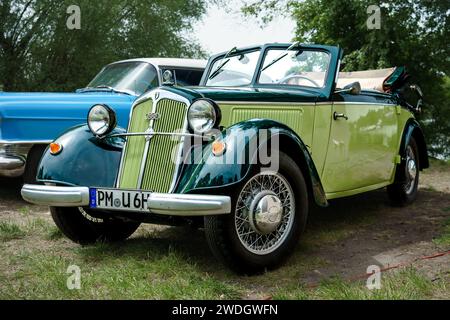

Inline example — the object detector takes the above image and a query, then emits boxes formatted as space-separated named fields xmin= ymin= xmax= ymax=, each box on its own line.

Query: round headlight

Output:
xmin=87 ymin=104 xmax=117 ymax=136
xmin=187 ymin=99 xmax=220 ymax=134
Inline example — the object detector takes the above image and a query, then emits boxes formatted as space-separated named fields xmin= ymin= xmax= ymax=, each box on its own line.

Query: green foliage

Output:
xmin=0 ymin=0 xmax=210 ymax=92
xmin=243 ymin=0 xmax=450 ymax=158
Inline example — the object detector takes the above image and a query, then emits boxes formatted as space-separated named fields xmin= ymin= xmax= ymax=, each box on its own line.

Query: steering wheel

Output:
xmin=278 ymin=75 xmax=321 ymax=87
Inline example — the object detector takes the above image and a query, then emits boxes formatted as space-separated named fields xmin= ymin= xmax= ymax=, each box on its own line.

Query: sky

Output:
xmin=192 ymin=1 xmax=296 ymax=55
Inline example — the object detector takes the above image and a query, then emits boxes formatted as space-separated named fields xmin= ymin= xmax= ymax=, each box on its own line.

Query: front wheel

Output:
xmin=204 ymin=152 xmax=308 ymax=274
xmin=50 ymin=207 xmax=140 ymax=245
xmin=387 ymin=137 xmax=420 ymax=206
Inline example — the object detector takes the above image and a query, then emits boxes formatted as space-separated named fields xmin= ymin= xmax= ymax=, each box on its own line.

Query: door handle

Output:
xmin=333 ymin=112 xmax=348 ymax=121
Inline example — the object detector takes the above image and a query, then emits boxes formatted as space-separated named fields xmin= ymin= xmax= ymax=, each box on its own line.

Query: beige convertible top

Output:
xmin=336 ymin=68 xmax=396 ymax=92
xmin=299 ymin=67 xmax=397 ymax=93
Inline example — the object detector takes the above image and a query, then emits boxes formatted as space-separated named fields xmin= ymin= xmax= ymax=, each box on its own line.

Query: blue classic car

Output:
xmin=0 ymin=58 xmax=206 ymax=182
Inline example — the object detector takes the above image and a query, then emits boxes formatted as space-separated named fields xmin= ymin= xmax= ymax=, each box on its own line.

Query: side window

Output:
xmin=174 ymin=69 xmax=204 ymax=86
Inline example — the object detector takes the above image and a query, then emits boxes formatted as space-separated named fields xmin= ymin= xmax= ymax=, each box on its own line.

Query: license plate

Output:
xmin=89 ymin=188 xmax=152 ymax=213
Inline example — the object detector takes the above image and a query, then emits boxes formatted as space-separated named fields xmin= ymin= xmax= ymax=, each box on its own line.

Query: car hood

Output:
xmin=161 ymin=86 xmax=323 ymax=104
xmin=0 ymin=91 xmax=134 ymax=105
xmin=0 ymin=91 xmax=135 ymax=142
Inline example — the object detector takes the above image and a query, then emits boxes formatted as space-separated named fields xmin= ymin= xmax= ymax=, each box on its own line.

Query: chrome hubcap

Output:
xmin=235 ymin=172 xmax=295 ymax=255
xmin=405 ymin=145 xmax=417 ymax=194
xmin=249 ymin=191 xmax=283 ymax=235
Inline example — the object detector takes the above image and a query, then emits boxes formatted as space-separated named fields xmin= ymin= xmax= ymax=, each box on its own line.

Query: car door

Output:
xmin=320 ymin=96 xmax=399 ymax=196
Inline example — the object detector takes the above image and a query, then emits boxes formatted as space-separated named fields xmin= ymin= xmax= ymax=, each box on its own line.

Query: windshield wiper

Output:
xmin=208 ymin=46 xmax=238 ymax=80
xmin=261 ymin=42 xmax=300 ymax=72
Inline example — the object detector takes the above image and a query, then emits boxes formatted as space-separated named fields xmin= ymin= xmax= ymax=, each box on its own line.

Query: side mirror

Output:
xmin=335 ymin=81 xmax=361 ymax=95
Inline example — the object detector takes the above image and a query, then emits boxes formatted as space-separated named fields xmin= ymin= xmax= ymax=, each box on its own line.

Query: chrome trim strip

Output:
xmin=216 ymin=101 xmax=317 ymax=106
xmin=148 ymin=193 xmax=231 ymax=215
xmin=0 ymin=140 xmax=51 ymax=145
xmin=215 ymin=101 xmax=396 ymax=106
xmin=21 ymin=184 xmax=90 ymax=207
xmin=109 ymin=132 xmax=209 ymax=140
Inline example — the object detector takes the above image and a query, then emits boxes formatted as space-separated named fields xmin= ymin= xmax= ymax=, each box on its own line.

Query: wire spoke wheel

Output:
xmin=404 ymin=145 xmax=417 ymax=195
xmin=234 ymin=171 xmax=295 ymax=255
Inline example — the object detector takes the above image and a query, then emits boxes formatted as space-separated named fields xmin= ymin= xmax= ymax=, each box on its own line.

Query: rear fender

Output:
xmin=399 ymin=119 xmax=429 ymax=170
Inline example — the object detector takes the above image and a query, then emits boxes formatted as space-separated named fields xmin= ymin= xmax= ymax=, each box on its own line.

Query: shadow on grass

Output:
xmin=75 ymin=226 xmax=228 ymax=274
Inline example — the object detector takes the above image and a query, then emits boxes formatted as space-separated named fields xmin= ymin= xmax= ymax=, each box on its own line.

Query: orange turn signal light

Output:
xmin=49 ymin=142 xmax=63 ymax=155
xmin=212 ymin=140 xmax=226 ymax=156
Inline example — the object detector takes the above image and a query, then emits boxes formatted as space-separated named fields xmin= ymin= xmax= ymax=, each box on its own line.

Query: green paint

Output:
xmin=220 ymin=102 xmax=315 ymax=147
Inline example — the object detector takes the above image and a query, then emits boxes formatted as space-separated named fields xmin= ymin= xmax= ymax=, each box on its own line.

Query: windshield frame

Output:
xmin=201 ymin=47 xmax=264 ymax=87
xmin=82 ymin=61 xmax=161 ymax=96
xmin=256 ymin=47 xmax=332 ymax=90
xmin=200 ymin=43 xmax=342 ymax=100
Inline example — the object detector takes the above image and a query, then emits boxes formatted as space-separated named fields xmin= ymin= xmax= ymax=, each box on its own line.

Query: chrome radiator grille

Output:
xmin=118 ymin=98 xmax=187 ymax=193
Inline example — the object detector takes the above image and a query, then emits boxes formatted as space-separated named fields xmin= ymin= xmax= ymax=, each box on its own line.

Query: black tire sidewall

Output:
xmin=388 ymin=137 xmax=420 ymax=205
xmin=51 ymin=207 xmax=140 ymax=244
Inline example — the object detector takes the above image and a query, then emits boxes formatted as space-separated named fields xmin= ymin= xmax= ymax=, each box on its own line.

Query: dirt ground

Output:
xmin=0 ymin=163 xmax=449 ymax=299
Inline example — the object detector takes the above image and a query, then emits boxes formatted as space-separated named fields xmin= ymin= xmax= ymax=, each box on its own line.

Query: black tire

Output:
xmin=50 ymin=207 xmax=140 ymax=245
xmin=387 ymin=137 xmax=420 ymax=206
xmin=23 ymin=145 xmax=47 ymax=184
xmin=204 ymin=152 xmax=308 ymax=274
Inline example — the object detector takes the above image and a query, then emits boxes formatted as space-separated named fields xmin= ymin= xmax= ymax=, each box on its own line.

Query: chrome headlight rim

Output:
xmin=187 ymin=98 xmax=221 ymax=134
xmin=87 ymin=104 xmax=117 ymax=137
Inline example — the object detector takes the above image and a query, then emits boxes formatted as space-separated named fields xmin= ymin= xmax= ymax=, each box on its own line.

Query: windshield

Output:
xmin=259 ymin=49 xmax=330 ymax=88
xmin=86 ymin=62 xmax=159 ymax=96
xmin=205 ymin=50 xmax=260 ymax=87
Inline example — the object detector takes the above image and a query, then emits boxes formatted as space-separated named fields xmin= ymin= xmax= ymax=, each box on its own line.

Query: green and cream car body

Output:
xmin=22 ymin=43 xmax=428 ymax=273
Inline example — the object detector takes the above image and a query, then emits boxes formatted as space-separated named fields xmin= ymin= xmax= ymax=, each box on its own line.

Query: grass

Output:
xmin=1 ymin=183 xmax=448 ymax=299
xmin=0 ymin=221 xmax=26 ymax=241
xmin=18 ymin=206 xmax=31 ymax=216
xmin=0 ymin=218 xmax=64 ymax=242
xmin=272 ymin=268 xmax=448 ymax=300
xmin=0 ymin=236 xmax=242 ymax=299
xmin=429 ymin=158 xmax=450 ymax=171
xmin=433 ymin=217 xmax=450 ymax=247
xmin=2 ymin=217 xmax=445 ymax=300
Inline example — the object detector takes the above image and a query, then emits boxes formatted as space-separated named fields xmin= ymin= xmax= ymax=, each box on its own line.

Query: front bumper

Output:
xmin=21 ymin=184 xmax=231 ymax=216
xmin=0 ymin=143 xmax=33 ymax=177
xmin=0 ymin=155 xmax=26 ymax=177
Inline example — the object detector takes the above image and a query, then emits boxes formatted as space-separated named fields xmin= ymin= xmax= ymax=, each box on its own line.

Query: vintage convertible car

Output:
xmin=21 ymin=43 xmax=428 ymax=273
xmin=0 ymin=58 xmax=206 ymax=182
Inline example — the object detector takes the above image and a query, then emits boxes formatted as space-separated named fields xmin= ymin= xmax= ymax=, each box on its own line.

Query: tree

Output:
xmin=243 ymin=0 xmax=450 ymax=158
xmin=0 ymin=0 xmax=210 ymax=92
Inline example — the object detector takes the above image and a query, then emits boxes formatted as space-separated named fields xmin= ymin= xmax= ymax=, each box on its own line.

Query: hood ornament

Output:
xmin=146 ymin=112 xmax=160 ymax=121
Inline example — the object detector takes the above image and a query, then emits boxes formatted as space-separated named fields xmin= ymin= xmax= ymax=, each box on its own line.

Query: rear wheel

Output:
xmin=50 ymin=207 xmax=140 ymax=245
xmin=204 ymin=152 xmax=308 ymax=274
xmin=387 ymin=137 xmax=420 ymax=206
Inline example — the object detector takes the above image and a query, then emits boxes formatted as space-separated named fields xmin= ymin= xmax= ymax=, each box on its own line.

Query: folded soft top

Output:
xmin=336 ymin=66 xmax=409 ymax=93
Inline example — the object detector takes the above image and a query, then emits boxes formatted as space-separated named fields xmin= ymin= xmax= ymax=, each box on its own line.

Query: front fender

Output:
xmin=37 ymin=125 xmax=126 ymax=187
xmin=175 ymin=119 xmax=328 ymax=207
